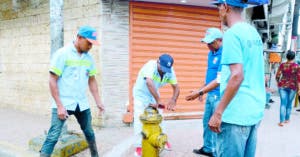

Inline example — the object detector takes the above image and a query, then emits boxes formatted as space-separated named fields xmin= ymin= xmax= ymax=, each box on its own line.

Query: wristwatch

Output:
xmin=199 ymin=90 xmax=204 ymax=96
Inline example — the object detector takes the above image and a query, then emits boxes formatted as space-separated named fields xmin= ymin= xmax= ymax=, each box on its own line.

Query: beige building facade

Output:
xmin=1 ymin=0 xmax=286 ymax=127
xmin=0 ymin=0 xmax=129 ymax=127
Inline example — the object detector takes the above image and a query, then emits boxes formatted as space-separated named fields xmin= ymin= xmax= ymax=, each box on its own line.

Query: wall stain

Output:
xmin=0 ymin=0 xmax=48 ymax=20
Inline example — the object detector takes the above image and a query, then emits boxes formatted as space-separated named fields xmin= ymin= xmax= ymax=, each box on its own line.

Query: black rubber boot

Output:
xmin=88 ymin=140 xmax=99 ymax=157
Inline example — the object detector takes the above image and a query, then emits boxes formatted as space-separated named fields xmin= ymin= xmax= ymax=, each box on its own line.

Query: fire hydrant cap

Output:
xmin=140 ymin=107 xmax=162 ymax=124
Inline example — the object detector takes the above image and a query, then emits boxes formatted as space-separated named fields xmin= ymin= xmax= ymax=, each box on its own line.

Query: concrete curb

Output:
xmin=103 ymin=135 xmax=136 ymax=157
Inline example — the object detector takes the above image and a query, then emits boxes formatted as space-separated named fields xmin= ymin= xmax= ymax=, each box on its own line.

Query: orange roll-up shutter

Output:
xmin=128 ymin=1 xmax=221 ymax=120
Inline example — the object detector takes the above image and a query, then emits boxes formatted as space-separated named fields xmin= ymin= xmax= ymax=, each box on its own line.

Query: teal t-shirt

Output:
xmin=220 ymin=22 xmax=266 ymax=126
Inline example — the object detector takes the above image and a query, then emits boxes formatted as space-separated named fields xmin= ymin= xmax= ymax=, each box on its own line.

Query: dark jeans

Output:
xmin=40 ymin=105 xmax=95 ymax=155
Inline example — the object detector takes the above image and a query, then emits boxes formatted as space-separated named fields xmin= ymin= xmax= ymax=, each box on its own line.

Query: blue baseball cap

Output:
xmin=211 ymin=0 xmax=248 ymax=8
xmin=201 ymin=28 xmax=223 ymax=44
xmin=78 ymin=26 xmax=100 ymax=45
xmin=158 ymin=54 xmax=174 ymax=73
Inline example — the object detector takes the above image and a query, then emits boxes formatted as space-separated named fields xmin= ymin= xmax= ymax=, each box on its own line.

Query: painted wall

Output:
xmin=0 ymin=0 xmax=54 ymax=114
xmin=0 ymin=0 xmax=130 ymax=127
xmin=100 ymin=0 xmax=129 ymax=127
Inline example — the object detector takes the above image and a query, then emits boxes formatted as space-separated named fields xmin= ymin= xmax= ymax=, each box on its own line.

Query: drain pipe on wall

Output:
xmin=49 ymin=0 xmax=68 ymax=132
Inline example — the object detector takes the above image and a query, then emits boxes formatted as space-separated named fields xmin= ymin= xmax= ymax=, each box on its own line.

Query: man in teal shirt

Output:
xmin=40 ymin=26 xmax=104 ymax=157
xmin=209 ymin=0 xmax=265 ymax=156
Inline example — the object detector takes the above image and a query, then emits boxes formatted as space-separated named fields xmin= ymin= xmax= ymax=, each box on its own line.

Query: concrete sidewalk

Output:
xmin=1 ymin=95 xmax=300 ymax=157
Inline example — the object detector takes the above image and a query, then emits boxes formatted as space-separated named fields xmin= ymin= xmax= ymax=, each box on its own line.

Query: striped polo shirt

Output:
xmin=133 ymin=60 xmax=177 ymax=104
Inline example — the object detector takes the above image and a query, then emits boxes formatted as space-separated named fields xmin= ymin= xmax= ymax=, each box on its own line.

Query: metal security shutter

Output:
xmin=128 ymin=1 xmax=220 ymax=120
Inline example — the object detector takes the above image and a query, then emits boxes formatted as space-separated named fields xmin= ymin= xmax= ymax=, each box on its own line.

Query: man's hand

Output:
xmin=208 ymin=112 xmax=222 ymax=133
xmin=157 ymin=99 xmax=163 ymax=106
xmin=166 ymin=98 xmax=176 ymax=111
xmin=57 ymin=105 xmax=68 ymax=120
xmin=149 ymin=103 xmax=165 ymax=109
xmin=198 ymin=95 xmax=204 ymax=102
xmin=97 ymin=103 xmax=105 ymax=112
xmin=185 ymin=90 xmax=200 ymax=101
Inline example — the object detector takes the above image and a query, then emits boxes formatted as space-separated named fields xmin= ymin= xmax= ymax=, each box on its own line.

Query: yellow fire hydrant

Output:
xmin=140 ymin=106 xmax=167 ymax=157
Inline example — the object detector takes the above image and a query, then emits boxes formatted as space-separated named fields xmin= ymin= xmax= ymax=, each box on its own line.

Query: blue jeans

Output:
xmin=266 ymin=92 xmax=271 ymax=104
xmin=40 ymin=106 xmax=95 ymax=155
xmin=278 ymin=88 xmax=296 ymax=123
xmin=203 ymin=94 xmax=219 ymax=154
xmin=217 ymin=122 xmax=260 ymax=157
